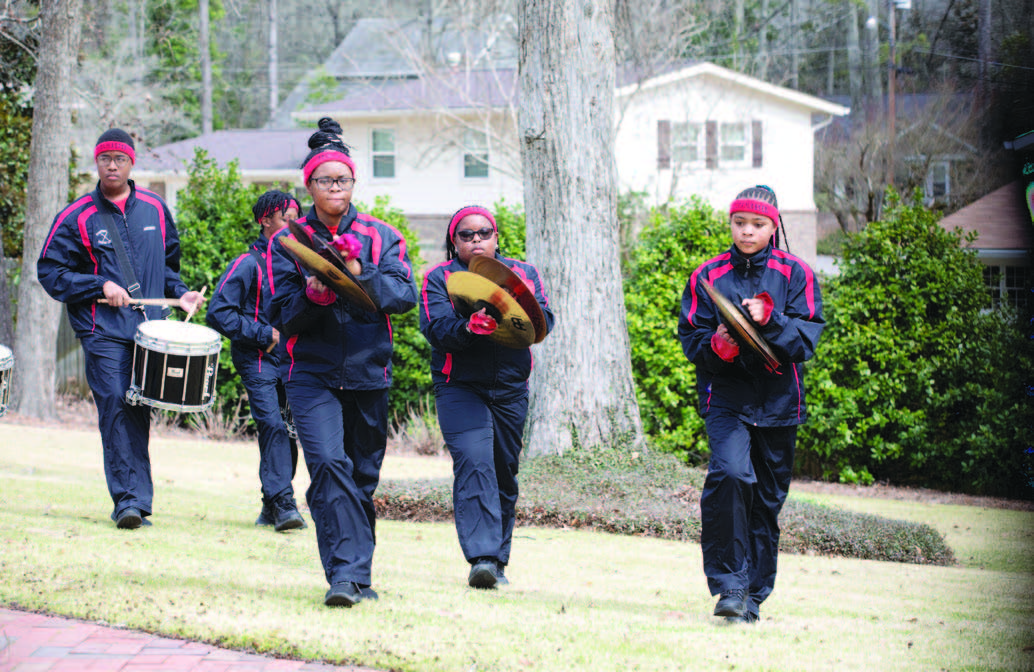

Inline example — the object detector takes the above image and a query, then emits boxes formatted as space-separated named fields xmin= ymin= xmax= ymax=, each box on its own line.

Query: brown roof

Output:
xmin=939 ymin=180 xmax=1034 ymax=250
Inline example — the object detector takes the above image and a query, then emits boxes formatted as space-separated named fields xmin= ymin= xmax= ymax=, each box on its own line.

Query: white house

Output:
xmin=129 ymin=19 xmax=847 ymax=266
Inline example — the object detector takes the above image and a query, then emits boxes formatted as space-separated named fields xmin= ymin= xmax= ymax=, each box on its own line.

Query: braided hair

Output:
xmin=730 ymin=184 xmax=790 ymax=253
xmin=252 ymin=190 xmax=297 ymax=224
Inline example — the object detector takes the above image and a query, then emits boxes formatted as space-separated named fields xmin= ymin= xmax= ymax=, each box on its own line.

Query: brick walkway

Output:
xmin=0 ymin=608 xmax=378 ymax=672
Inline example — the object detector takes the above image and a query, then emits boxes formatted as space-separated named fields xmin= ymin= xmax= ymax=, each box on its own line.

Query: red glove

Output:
xmin=755 ymin=292 xmax=774 ymax=325
xmin=330 ymin=233 xmax=362 ymax=261
xmin=711 ymin=330 xmax=740 ymax=362
xmin=467 ymin=308 xmax=497 ymax=335
xmin=305 ymin=283 xmax=336 ymax=305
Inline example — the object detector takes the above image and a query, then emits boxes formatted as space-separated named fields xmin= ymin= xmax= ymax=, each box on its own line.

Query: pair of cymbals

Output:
xmin=699 ymin=279 xmax=780 ymax=370
xmin=446 ymin=255 xmax=548 ymax=349
xmin=281 ymin=222 xmax=376 ymax=312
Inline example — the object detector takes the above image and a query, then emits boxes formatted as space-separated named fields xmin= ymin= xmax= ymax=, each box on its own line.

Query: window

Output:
xmin=984 ymin=263 xmax=1032 ymax=312
xmin=926 ymin=160 xmax=950 ymax=202
xmin=720 ymin=122 xmax=747 ymax=162
xmin=463 ymin=129 xmax=489 ymax=179
xmin=371 ymin=128 xmax=396 ymax=179
xmin=672 ymin=122 xmax=703 ymax=164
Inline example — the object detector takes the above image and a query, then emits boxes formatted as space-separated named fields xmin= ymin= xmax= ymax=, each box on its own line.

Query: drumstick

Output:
xmin=98 ymin=297 xmax=181 ymax=307
xmin=184 ymin=285 xmax=207 ymax=323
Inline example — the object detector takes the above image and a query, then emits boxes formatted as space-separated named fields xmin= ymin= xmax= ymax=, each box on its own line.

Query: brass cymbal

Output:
xmin=280 ymin=235 xmax=376 ymax=313
xmin=468 ymin=255 xmax=548 ymax=344
xmin=446 ymin=271 xmax=535 ymax=349
xmin=699 ymin=279 xmax=780 ymax=370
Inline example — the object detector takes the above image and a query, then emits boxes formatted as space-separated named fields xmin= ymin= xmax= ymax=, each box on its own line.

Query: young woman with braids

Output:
xmin=677 ymin=185 xmax=824 ymax=624
xmin=267 ymin=118 xmax=418 ymax=607
xmin=419 ymin=206 xmax=555 ymax=589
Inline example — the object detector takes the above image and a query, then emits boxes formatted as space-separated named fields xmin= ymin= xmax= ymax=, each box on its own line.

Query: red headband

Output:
xmin=303 ymin=150 xmax=356 ymax=184
xmin=94 ymin=141 xmax=136 ymax=164
xmin=448 ymin=206 xmax=497 ymax=239
xmin=729 ymin=198 xmax=779 ymax=225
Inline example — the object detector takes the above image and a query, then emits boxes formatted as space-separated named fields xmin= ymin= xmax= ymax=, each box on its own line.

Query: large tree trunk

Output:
xmin=517 ymin=0 xmax=644 ymax=457
xmin=13 ymin=0 xmax=83 ymax=418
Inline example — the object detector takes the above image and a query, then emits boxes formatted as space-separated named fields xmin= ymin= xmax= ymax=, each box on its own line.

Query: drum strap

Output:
xmin=91 ymin=193 xmax=146 ymax=312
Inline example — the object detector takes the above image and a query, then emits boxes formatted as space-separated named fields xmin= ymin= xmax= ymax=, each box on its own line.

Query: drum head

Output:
xmin=446 ymin=271 xmax=535 ymax=349
xmin=136 ymin=320 xmax=223 ymax=355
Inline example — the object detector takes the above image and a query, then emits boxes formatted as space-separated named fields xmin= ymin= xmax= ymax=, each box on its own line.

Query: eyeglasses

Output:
xmin=312 ymin=176 xmax=356 ymax=190
xmin=455 ymin=227 xmax=496 ymax=242
xmin=97 ymin=154 xmax=131 ymax=167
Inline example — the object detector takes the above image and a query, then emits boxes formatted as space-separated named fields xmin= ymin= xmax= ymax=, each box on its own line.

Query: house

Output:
xmin=131 ymin=18 xmax=847 ymax=268
xmin=938 ymin=180 xmax=1033 ymax=311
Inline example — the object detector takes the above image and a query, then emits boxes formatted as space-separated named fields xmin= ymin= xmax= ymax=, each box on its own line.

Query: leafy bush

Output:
xmin=622 ymin=198 xmax=729 ymax=462
xmin=175 ymin=149 xmax=265 ymax=432
xmin=375 ymin=446 xmax=955 ymax=565
xmin=797 ymin=190 xmax=1034 ymax=498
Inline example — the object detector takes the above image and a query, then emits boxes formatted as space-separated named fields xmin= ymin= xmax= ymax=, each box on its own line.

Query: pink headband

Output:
xmin=94 ymin=141 xmax=136 ymax=164
xmin=448 ymin=206 xmax=497 ymax=239
xmin=729 ymin=198 xmax=779 ymax=225
xmin=303 ymin=150 xmax=356 ymax=184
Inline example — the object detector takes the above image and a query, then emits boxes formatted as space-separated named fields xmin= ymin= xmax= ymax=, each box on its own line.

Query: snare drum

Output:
xmin=127 ymin=321 xmax=222 ymax=412
xmin=0 ymin=344 xmax=13 ymax=419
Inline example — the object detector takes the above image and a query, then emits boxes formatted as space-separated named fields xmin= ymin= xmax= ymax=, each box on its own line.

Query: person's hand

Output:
xmin=711 ymin=323 xmax=740 ymax=362
xmin=305 ymin=275 xmax=336 ymax=305
xmin=265 ymin=328 xmax=281 ymax=353
xmin=102 ymin=280 xmax=131 ymax=307
xmin=741 ymin=292 xmax=774 ymax=325
xmin=466 ymin=308 xmax=497 ymax=335
xmin=331 ymin=233 xmax=362 ymax=261
xmin=178 ymin=290 xmax=206 ymax=314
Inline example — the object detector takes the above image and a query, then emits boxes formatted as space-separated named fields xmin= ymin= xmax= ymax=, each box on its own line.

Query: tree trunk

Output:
xmin=268 ymin=0 xmax=279 ymax=122
xmin=517 ymin=0 xmax=644 ymax=457
xmin=846 ymin=0 xmax=863 ymax=116
xmin=200 ymin=0 xmax=213 ymax=134
xmin=13 ymin=0 xmax=83 ymax=419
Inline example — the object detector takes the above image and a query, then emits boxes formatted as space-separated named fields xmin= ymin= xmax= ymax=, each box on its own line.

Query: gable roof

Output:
xmin=295 ymin=68 xmax=517 ymax=122
xmin=134 ymin=129 xmax=312 ymax=173
xmin=616 ymin=62 xmax=849 ymax=116
xmin=939 ymin=180 xmax=1033 ymax=250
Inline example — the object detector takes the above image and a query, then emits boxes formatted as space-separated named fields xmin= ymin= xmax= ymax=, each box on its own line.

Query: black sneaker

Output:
xmin=495 ymin=561 xmax=509 ymax=586
xmin=325 ymin=582 xmax=363 ymax=607
xmin=255 ymin=500 xmax=273 ymax=526
xmin=714 ymin=589 xmax=748 ymax=617
xmin=116 ymin=508 xmax=142 ymax=530
xmin=726 ymin=610 xmax=760 ymax=625
xmin=468 ymin=558 xmax=499 ymax=589
xmin=272 ymin=496 xmax=304 ymax=532
xmin=359 ymin=586 xmax=379 ymax=601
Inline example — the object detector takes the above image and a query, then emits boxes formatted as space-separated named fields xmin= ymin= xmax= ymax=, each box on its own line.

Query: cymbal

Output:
xmin=468 ymin=255 xmax=548 ymax=344
xmin=280 ymin=235 xmax=376 ymax=313
xmin=699 ymin=279 xmax=780 ymax=370
xmin=446 ymin=271 xmax=535 ymax=349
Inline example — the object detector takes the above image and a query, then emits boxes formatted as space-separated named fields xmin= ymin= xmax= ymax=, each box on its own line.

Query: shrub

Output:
xmin=175 ymin=149 xmax=265 ymax=433
xmin=797 ymin=190 xmax=1034 ymax=498
xmin=622 ymin=198 xmax=729 ymax=462
xmin=375 ymin=445 xmax=955 ymax=565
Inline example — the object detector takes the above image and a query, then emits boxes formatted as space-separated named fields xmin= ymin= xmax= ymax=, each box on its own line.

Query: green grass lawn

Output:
xmin=1 ymin=423 xmax=1032 ymax=671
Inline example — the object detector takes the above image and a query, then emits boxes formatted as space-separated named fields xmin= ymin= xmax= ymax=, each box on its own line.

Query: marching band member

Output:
xmin=206 ymin=190 xmax=304 ymax=532
xmin=37 ymin=128 xmax=204 ymax=530
xmin=678 ymin=185 xmax=824 ymax=623
xmin=266 ymin=118 xmax=417 ymax=607
xmin=419 ymin=205 xmax=555 ymax=589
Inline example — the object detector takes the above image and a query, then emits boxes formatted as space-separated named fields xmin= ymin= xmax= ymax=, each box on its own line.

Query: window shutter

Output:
xmin=752 ymin=120 xmax=763 ymax=168
xmin=657 ymin=120 xmax=671 ymax=170
xmin=705 ymin=121 xmax=718 ymax=169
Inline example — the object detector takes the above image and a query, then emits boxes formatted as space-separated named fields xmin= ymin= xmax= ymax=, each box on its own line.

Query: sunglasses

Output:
xmin=455 ymin=227 xmax=496 ymax=242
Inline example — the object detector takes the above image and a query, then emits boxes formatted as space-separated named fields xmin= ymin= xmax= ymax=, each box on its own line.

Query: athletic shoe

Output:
xmin=468 ymin=558 xmax=499 ymax=589
xmin=116 ymin=508 xmax=142 ymax=530
xmin=325 ymin=582 xmax=363 ymax=607
xmin=714 ymin=589 xmax=748 ymax=617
